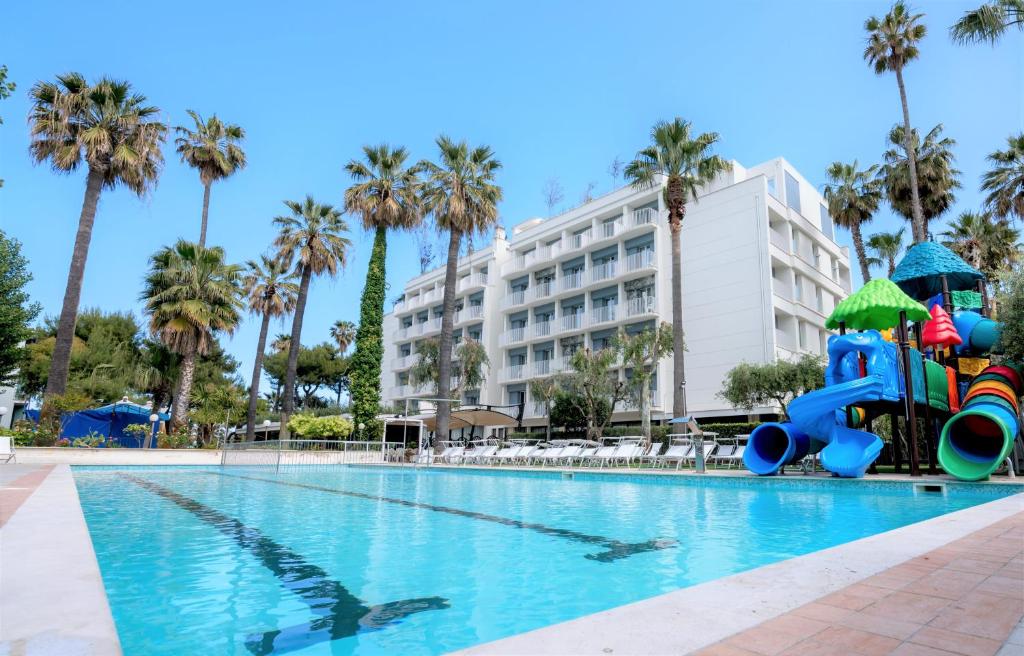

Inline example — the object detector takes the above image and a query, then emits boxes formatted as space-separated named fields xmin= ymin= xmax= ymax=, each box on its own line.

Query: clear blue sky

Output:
xmin=1 ymin=1 xmax=1021 ymax=392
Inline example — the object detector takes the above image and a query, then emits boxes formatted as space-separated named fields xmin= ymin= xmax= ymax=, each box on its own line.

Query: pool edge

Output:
xmin=0 ymin=464 xmax=122 ymax=656
xmin=452 ymin=490 xmax=1024 ymax=655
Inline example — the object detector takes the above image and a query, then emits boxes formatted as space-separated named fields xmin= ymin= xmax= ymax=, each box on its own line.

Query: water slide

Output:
xmin=745 ymin=332 xmax=898 ymax=478
xmin=939 ymin=364 xmax=1022 ymax=481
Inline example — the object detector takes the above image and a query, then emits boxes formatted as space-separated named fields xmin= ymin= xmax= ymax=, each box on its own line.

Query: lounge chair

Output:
xmin=612 ymin=441 xmax=644 ymax=467
xmin=443 ymin=446 xmax=466 ymax=464
xmin=0 ymin=436 xmax=15 ymax=464
xmin=587 ymin=444 xmax=618 ymax=467
xmin=432 ymin=445 xmax=456 ymax=463
xmin=558 ymin=445 xmax=582 ymax=465
xmin=468 ymin=444 xmax=497 ymax=464
xmin=537 ymin=445 xmax=565 ymax=466
xmin=686 ymin=442 xmax=717 ymax=468
xmin=638 ymin=442 xmax=664 ymax=467
xmin=661 ymin=442 xmax=693 ymax=469
xmin=514 ymin=445 xmax=539 ymax=465
xmin=573 ymin=447 xmax=597 ymax=465
xmin=491 ymin=445 xmax=518 ymax=465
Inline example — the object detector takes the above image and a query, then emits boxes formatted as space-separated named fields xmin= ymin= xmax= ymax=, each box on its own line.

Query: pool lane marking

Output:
xmin=120 ymin=475 xmax=449 ymax=655
xmin=211 ymin=471 xmax=677 ymax=562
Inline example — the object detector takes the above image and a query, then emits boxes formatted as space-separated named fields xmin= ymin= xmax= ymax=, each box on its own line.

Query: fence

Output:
xmin=221 ymin=439 xmax=406 ymax=469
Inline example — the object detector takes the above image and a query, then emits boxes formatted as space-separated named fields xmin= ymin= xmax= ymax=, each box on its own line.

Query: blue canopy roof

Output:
xmin=891 ymin=242 xmax=983 ymax=300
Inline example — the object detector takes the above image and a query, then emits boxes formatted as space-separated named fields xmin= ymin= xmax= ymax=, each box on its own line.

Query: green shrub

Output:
xmin=286 ymin=414 xmax=354 ymax=439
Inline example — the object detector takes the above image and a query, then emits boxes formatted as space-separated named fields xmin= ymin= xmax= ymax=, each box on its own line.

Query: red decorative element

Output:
xmin=921 ymin=305 xmax=962 ymax=349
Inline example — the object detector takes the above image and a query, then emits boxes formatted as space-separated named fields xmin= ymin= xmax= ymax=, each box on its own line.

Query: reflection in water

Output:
xmin=122 ymin=475 xmax=449 ymax=655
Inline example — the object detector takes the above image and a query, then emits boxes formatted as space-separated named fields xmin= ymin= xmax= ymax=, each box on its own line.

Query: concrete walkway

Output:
xmin=695 ymin=512 xmax=1024 ymax=656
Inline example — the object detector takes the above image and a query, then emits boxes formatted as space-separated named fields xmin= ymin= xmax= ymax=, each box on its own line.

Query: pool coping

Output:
xmin=453 ymin=490 xmax=1024 ymax=655
xmin=0 ymin=464 xmax=122 ymax=656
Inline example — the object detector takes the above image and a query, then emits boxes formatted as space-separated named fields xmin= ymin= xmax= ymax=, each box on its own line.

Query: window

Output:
xmin=508 ymin=390 xmax=525 ymax=405
xmin=791 ymin=230 xmax=800 ymax=254
xmin=784 ymin=172 xmax=801 ymax=212
xmin=794 ymin=276 xmax=803 ymax=303
xmin=831 ymin=258 xmax=840 ymax=282
xmin=819 ymin=204 xmax=835 ymax=241
xmin=815 ymin=287 xmax=824 ymax=312
xmin=798 ymin=321 xmax=807 ymax=350
xmin=812 ymin=244 xmax=821 ymax=268
xmin=767 ymin=176 xmax=778 ymax=198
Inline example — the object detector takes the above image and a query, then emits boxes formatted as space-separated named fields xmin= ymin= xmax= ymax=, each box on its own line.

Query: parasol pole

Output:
xmin=915 ymin=321 xmax=937 ymax=475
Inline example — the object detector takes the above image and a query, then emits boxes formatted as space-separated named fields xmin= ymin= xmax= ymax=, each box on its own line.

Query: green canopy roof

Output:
xmin=890 ymin=242 xmax=983 ymax=300
xmin=826 ymin=278 xmax=930 ymax=330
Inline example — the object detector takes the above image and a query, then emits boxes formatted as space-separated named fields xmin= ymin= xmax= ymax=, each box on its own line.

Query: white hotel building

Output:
xmin=381 ymin=158 xmax=852 ymax=428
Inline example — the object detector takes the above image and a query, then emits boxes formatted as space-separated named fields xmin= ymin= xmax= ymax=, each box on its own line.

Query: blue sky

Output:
xmin=1 ymin=1 xmax=1021 ymax=392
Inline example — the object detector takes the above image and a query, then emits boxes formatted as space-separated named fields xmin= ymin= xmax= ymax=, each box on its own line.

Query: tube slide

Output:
xmin=939 ymin=364 xmax=1022 ymax=481
xmin=744 ymin=422 xmax=817 ymax=475
xmin=952 ymin=311 xmax=1002 ymax=356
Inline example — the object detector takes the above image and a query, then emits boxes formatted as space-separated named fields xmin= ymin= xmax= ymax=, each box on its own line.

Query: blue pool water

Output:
xmin=73 ymin=466 xmax=1021 ymax=655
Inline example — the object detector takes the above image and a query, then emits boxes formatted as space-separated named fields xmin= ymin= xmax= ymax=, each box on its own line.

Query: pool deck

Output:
xmin=1 ymin=461 xmax=1021 ymax=656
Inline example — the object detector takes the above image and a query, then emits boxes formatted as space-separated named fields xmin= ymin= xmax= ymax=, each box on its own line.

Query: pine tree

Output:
xmin=349 ymin=228 xmax=386 ymax=435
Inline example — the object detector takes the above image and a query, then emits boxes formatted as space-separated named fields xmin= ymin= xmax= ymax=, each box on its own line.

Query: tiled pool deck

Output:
xmin=1 ymin=463 xmax=1022 ymax=655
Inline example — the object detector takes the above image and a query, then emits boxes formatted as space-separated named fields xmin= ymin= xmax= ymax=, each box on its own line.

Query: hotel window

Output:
xmin=784 ymin=172 xmax=801 ymax=213
xmin=819 ymin=204 xmax=835 ymax=241
xmin=812 ymin=244 xmax=821 ymax=268
xmin=831 ymin=258 xmax=840 ymax=282
xmin=794 ymin=276 xmax=803 ymax=303
xmin=798 ymin=321 xmax=807 ymax=350
xmin=767 ymin=176 xmax=778 ymax=198
xmin=815 ymin=287 xmax=824 ymax=312
xmin=508 ymin=390 xmax=525 ymax=406
xmin=791 ymin=230 xmax=800 ymax=254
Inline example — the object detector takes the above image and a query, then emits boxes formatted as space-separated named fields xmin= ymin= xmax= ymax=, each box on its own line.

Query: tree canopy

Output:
xmin=718 ymin=355 xmax=826 ymax=419
xmin=0 ymin=231 xmax=39 ymax=385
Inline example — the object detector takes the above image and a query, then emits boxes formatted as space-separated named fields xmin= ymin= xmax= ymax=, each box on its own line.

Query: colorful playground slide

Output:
xmin=938 ymin=363 xmax=1022 ymax=481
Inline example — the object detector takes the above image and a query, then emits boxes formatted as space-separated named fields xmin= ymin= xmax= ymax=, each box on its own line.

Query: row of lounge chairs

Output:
xmin=430 ymin=437 xmax=747 ymax=470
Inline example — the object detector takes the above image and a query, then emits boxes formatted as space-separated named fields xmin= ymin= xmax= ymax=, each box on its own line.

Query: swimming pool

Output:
xmin=73 ymin=466 xmax=1022 ymax=655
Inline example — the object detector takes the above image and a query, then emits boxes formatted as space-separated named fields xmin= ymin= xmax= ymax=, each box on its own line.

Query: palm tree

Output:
xmin=951 ymin=0 xmax=1024 ymax=44
xmin=864 ymin=1 xmax=929 ymax=243
xmin=329 ymin=320 xmax=357 ymax=354
xmin=141 ymin=241 xmax=243 ymax=430
xmin=28 ymin=74 xmax=167 ymax=415
xmin=823 ymin=161 xmax=883 ymax=284
xmin=271 ymin=334 xmax=291 ymax=353
xmin=420 ymin=137 xmax=503 ymax=443
xmin=881 ymin=124 xmax=960 ymax=238
xmin=174 ymin=110 xmax=246 ymax=247
xmin=941 ymin=211 xmax=1022 ymax=279
xmin=865 ymin=228 xmax=906 ymax=277
xmin=624 ymin=118 xmax=730 ymax=418
xmin=242 ymin=255 xmax=298 ymax=441
xmin=343 ymin=145 xmax=423 ymax=432
xmin=273 ymin=196 xmax=352 ymax=439
xmin=982 ymin=133 xmax=1024 ymax=222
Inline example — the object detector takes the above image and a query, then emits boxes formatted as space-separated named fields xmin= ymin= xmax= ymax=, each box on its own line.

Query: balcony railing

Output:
xmin=531 ymin=280 xmax=555 ymax=301
xmin=633 ymin=207 xmax=657 ymax=225
xmin=560 ymin=313 xmax=584 ymax=333
xmin=501 ymin=289 xmax=527 ymax=309
xmin=598 ymin=219 xmax=624 ymax=240
xmin=500 ymin=326 xmax=528 ymax=345
xmin=500 ymin=363 xmax=527 ymax=382
xmin=626 ymin=296 xmax=656 ymax=317
xmin=533 ymin=359 xmax=554 ymax=376
xmin=391 ymin=354 xmax=415 ymax=370
xmin=421 ymin=317 xmax=443 ymax=335
xmin=625 ymin=249 xmax=655 ymax=272
xmin=454 ymin=305 xmax=484 ymax=324
xmin=591 ymin=260 xmax=618 ymax=283
xmin=457 ymin=273 xmax=488 ymax=291
xmin=561 ymin=271 xmax=584 ymax=292
xmin=571 ymin=231 xmax=592 ymax=249
xmin=591 ymin=305 xmax=617 ymax=325
xmin=534 ymin=320 xmax=554 ymax=337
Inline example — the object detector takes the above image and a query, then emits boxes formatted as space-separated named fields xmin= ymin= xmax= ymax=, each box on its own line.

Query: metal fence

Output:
xmin=221 ymin=439 xmax=406 ymax=470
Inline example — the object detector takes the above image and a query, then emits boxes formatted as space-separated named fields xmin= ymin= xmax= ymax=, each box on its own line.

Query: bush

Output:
xmin=286 ymin=414 xmax=354 ymax=439
xmin=157 ymin=431 xmax=192 ymax=449
xmin=550 ymin=393 xmax=610 ymax=432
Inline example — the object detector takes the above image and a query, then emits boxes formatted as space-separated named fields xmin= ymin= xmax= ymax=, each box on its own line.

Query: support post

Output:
xmin=941 ymin=275 xmax=953 ymax=316
xmin=916 ymin=322 xmax=937 ymax=476
xmin=977 ymin=279 xmax=989 ymax=318
xmin=891 ymin=413 xmax=903 ymax=473
xmin=897 ymin=311 xmax=921 ymax=476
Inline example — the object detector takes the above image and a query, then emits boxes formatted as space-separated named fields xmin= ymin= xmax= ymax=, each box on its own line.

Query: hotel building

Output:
xmin=381 ymin=158 xmax=852 ymax=427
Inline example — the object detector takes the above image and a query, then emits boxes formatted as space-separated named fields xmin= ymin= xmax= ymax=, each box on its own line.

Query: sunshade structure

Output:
xmin=26 ymin=401 xmax=169 ymax=447
xmin=414 ymin=406 xmax=520 ymax=432
xmin=826 ymin=278 xmax=930 ymax=331
xmin=890 ymin=242 xmax=984 ymax=300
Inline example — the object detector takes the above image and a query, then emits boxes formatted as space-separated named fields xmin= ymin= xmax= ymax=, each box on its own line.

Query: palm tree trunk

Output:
xmin=887 ymin=257 xmax=897 ymax=278
xmin=895 ymin=67 xmax=926 ymax=243
xmin=143 ymin=390 xmax=164 ymax=449
xmin=640 ymin=377 xmax=651 ymax=446
xmin=42 ymin=167 xmax=104 ymax=420
xmin=670 ymin=213 xmax=687 ymax=418
xmin=544 ymin=400 xmax=552 ymax=443
xmin=280 ymin=266 xmax=312 ymax=440
xmin=851 ymin=224 xmax=872 ymax=283
xmin=246 ymin=311 xmax=272 ymax=442
xmin=434 ymin=228 xmax=462 ymax=446
xmin=198 ymin=181 xmax=212 ymax=248
xmin=171 ymin=348 xmax=197 ymax=432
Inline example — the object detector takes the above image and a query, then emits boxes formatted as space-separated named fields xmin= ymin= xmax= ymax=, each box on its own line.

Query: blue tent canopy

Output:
xmin=26 ymin=402 xmax=169 ymax=447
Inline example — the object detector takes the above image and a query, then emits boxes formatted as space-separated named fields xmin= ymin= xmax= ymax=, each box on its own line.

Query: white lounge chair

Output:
xmin=558 ymin=445 xmax=582 ymax=465
xmin=433 ymin=445 xmax=456 ymax=463
xmin=661 ymin=442 xmax=693 ymax=469
xmin=686 ymin=442 xmax=717 ymax=468
xmin=467 ymin=444 xmax=497 ymax=464
xmin=587 ymin=444 xmax=618 ymax=467
xmin=514 ymin=445 xmax=539 ymax=465
xmin=638 ymin=442 xmax=664 ymax=467
xmin=537 ymin=445 xmax=565 ymax=466
xmin=611 ymin=441 xmax=644 ymax=467
xmin=573 ymin=447 xmax=597 ymax=465
xmin=443 ymin=446 xmax=466 ymax=464
xmin=0 ymin=436 xmax=15 ymax=464
xmin=491 ymin=445 xmax=518 ymax=465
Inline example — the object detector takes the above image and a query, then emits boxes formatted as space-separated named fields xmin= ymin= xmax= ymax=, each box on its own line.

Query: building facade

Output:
xmin=381 ymin=158 xmax=852 ymax=427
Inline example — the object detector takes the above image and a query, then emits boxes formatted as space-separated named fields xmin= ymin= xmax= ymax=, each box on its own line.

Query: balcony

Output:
xmin=454 ymin=305 xmax=484 ymax=324
xmin=533 ymin=319 xmax=554 ymax=337
xmin=421 ymin=317 xmax=443 ymax=336
xmin=500 ymin=326 xmax=528 ymax=345
xmin=591 ymin=305 xmax=617 ymax=326
xmin=570 ymin=231 xmax=592 ymax=250
xmin=391 ymin=354 xmax=415 ymax=370
xmin=532 ymin=359 xmax=556 ymax=376
xmin=625 ymin=249 xmax=655 ymax=272
xmin=501 ymin=289 xmax=527 ymax=309
xmin=590 ymin=260 xmax=618 ymax=283
xmin=633 ymin=207 xmax=657 ymax=226
xmin=625 ymin=296 xmax=656 ymax=317
xmin=561 ymin=271 xmax=584 ymax=292
xmin=500 ymin=363 xmax=528 ymax=382
xmin=530 ymin=280 xmax=556 ymax=302
xmin=457 ymin=273 xmax=488 ymax=292
xmin=597 ymin=219 xmax=625 ymax=241
xmin=560 ymin=313 xmax=585 ymax=333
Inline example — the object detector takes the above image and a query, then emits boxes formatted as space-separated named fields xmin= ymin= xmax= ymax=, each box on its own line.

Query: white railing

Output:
xmin=534 ymin=320 xmax=554 ymax=337
xmin=393 ymin=299 xmax=406 ymax=313
xmin=633 ymin=207 xmax=657 ymax=225
xmin=501 ymin=326 xmax=528 ymax=345
xmin=422 ymin=317 xmax=443 ymax=335
xmin=457 ymin=273 xmax=488 ymax=291
xmin=533 ymin=359 xmax=553 ymax=376
xmin=392 ymin=354 xmax=414 ymax=369
xmin=222 ymin=440 xmax=407 ymax=467
xmin=394 ymin=325 xmax=412 ymax=340
xmin=591 ymin=305 xmax=617 ymax=325
xmin=560 ymin=313 xmax=585 ymax=333
xmin=571 ymin=231 xmax=592 ymax=249
xmin=626 ymin=296 xmax=656 ymax=317
xmin=456 ymin=305 xmax=484 ymax=323
xmin=591 ymin=260 xmax=618 ymax=283
xmin=625 ymin=249 xmax=655 ymax=271
xmin=561 ymin=271 xmax=584 ymax=291
xmin=501 ymin=289 xmax=527 ymax=309
xmin=599 ymin=219 xmax=624 ymax=240
xmin=501 ymin=363 xmax=527 ymax=382
xmin=530 ymin=281 xmax=555 ymax=301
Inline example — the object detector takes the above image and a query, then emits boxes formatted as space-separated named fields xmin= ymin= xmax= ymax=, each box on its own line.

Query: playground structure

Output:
xmin=745 ymin=242 xmax=1022 ymax=480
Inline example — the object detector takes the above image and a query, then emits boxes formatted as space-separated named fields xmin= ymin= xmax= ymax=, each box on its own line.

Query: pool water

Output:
xmin=73 ymin=466 xmax=1021 ymax=655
